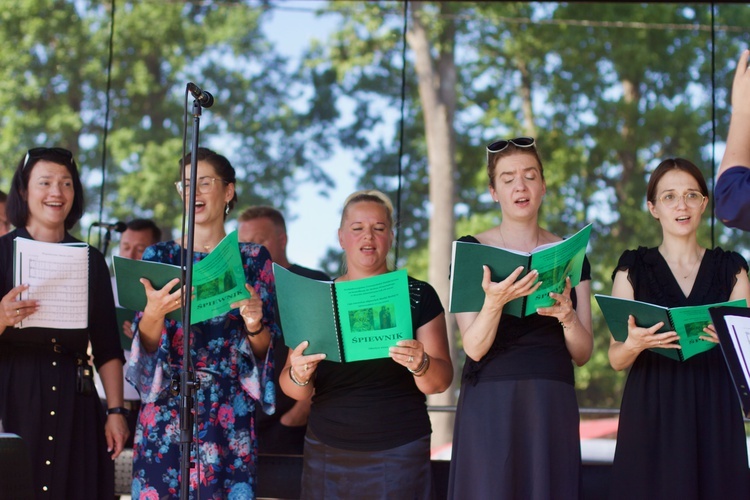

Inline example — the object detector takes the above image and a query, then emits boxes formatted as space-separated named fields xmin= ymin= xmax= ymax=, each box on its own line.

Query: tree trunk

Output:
xmin=407 ymin=1 xmax=458 ymax=451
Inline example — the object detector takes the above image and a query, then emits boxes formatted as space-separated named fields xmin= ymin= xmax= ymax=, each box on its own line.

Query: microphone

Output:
xmin=91 ymin=221 xmax=127 ymax=233
xmin=187 ymin=82 xmax=214 ymax=108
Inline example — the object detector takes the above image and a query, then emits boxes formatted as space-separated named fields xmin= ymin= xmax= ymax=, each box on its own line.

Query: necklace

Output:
xmin=499 ymin=226 xmax=540 ymax=252
xmin=664 ymin=249 xmax=703 ymax=279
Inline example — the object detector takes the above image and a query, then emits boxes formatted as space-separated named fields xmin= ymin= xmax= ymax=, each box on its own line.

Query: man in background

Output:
xmin=237 ymin=206 xmax=329 ymax=455
xmin=0 ymin=190 xmax=10 ymax=236
xmin=96 ymin=218 xmax=162 ymax=448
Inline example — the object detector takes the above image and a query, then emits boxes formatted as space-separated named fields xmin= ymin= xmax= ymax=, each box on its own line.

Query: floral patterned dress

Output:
xmin=126 ymin=241 xmax=279 ymax=500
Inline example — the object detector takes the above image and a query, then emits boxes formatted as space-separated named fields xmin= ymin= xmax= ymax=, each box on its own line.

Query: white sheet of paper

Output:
xmin=724 ymin=314 xmax=750 ymax=385
xmin=14 ymin=237 xmax=89 ymax=329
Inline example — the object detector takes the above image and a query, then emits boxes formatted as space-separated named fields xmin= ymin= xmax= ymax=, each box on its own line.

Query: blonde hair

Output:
xmin=339 ymin=189 xmax=396 ymax=273
xmin=340 ymin=189 xmax=395 ymax=230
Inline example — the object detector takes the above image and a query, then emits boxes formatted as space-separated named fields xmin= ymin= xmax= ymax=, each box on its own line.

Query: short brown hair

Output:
xmin=237 ymin=206 xmax=286 ymax=233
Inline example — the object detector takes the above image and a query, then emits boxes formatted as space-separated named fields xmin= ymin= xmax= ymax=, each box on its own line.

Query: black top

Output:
xmin=308 ymin=276 xmax=444 ymax=451
xmin=457 ymin=235 xmax=591 ymax=387
xmin=0 ymin=228 xmax=123 ymax=368
xmin=610 ymin=246 xmax=750 ymax=499
xmin=0 ymin=227 xmax=123 ymax=499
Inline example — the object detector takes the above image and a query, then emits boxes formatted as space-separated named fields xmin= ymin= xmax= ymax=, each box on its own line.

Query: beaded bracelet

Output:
xmin=560 ymin=317 xmax=578 ymax=329
xmin=289 ymin=365 xmax=310 ymax=387
xmin=408 ymin=353 xmax=430 ymax=377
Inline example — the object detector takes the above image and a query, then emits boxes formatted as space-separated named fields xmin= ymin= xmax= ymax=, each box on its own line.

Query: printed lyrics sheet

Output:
xmin=14 ymin=237 xmax=88 ymax=329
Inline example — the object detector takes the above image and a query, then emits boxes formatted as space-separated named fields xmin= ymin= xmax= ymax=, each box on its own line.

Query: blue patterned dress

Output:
xmin=126 ymin=241 xmax=279 ymax=500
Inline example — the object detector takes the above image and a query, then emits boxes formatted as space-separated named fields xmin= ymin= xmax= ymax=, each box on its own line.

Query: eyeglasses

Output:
xmin=658 ymin=192 xmax=706 ymax=209
xmin=486 ymin=137 xmax=536 ymax=154
xmin=174 ymin=176 xmax=229 ymax=196
xmin=23 ymin=147 xmax=74 ymax=170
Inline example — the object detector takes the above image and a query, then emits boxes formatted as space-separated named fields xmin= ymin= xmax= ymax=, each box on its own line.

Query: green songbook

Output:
xmin=449 ymin=224 xmax=591 ymax=316
xmin=115 ymin=307 xmax=136 ymax=350
xmin=274 ymin=264 xmax=413 ymax=362
xmin=595 ymin=294 xmax=748 ymax=361
xmin=114 ymin=230 xmax=251 ymax=325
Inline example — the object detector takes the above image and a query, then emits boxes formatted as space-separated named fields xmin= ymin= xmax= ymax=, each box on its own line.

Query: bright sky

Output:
xmin=254 ymin=2 xmax=358 ymax=271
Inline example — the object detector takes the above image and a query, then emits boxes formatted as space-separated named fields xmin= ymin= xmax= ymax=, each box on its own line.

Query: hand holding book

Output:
xmin=480 ymin=265 xmax=541 ymax=313
xmin=535 ymin=276 xmax=578 ymax=328
xmin=139 ymin=276 xmax=183 ymax=320
xmin=288 ymin=340 xmax=327 ymax=387
xmin=596 ymin=295 xmax=745 ymax=361
xmin=621 ymin=313 xmax=682 ymax=353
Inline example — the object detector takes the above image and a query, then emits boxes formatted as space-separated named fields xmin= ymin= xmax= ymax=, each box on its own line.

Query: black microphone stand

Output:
xmin=101 ymin=228 xmax=113 ymax=257
xmin=179 ymin=98 xmax=203 ymax=500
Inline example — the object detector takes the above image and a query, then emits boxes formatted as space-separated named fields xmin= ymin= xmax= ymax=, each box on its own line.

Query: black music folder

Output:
xmin=710 ymin=306 xmax=750 ymax=418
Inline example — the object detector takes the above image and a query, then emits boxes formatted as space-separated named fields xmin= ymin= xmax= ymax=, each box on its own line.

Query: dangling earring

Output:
xmin=225 ymin=203 xmax=230 ymax=215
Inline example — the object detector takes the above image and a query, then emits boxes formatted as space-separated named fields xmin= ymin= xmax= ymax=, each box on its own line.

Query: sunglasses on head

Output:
xmin=23 ymin=147 xmax=74 ymax=170
xmin=486 ymin=137 xmax=535 ymax=154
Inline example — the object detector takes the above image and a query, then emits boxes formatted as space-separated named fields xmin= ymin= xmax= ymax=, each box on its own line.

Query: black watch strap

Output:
xmin=106 ymin=406 xmax=131 ymax=417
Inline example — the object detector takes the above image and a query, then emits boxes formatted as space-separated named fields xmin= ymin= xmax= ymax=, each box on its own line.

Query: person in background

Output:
xmin=447 ymin=137 xmax=593 ymax=499
xmin=118 ymin=219 xmax=162 ymax=261
xmin=0 ymin=147 xmax=128 ymax=498
xmin=716 ymin=49 xmax=750 ymax=231
xmin=95 ymin=218 xmax=162 ymax=451
xmin=280 ymin=189 xmax=453 ymax=499
xmin=127 ymin=148 xmax=279 ymax=499
xmin=237 ymin=206 xmax=329 ymax=455
xmin=0 ymin=190 xmax=10 ymax=236
xmin=607 ymin=158 xmax=750 ymax=499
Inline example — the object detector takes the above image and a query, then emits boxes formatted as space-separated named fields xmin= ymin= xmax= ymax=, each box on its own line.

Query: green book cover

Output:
xmin=115 ymin=307 xmax=136 ymax=350
xmin=449 ymin=224 xmax=591 ymax=316
xmin=274 ymin=264 xmax=413 ymax=362
xmin=114 ymin=230 xmax=251 ymax=325
xmin=595 ymin=294 xmax=747 ymax=361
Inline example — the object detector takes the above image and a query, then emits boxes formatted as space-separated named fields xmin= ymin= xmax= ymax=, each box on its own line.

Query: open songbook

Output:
xmin=449 ymin=224 xmax=591 ymax=317
xmin=596 ymin=295 xmax=747 ymax=361
xmin=114 ymin=230 xmax=250 ymax=324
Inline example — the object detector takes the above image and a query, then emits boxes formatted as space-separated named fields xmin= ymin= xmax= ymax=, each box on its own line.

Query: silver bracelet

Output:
xmin=408 ymin=353 xmax=430 ymax=376
xmin=289 ymin=365 xmax=310 ymax=387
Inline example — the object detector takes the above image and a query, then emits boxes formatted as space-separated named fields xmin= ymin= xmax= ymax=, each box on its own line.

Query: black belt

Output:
xmin=4 ymin=341 xmax=89 ymax=365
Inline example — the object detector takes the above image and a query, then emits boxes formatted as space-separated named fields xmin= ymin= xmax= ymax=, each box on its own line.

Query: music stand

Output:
xmin=710 ymin=305 xmax=750 ymax=418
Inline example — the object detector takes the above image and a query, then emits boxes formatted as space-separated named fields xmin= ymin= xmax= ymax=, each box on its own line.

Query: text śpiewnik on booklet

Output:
xmin=274 ymin=264 xmax=413 ymax=362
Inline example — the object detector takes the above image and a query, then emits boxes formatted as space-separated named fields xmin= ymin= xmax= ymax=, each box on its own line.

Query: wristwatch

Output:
xmin=106 ymin=406 xmax=131 ymax=417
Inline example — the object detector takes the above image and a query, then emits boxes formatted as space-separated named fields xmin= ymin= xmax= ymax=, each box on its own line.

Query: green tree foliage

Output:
xmin=310 ymin=1 xmax=750 ymax=409
xmin=0 ymin=0 xmax=338 ymax=237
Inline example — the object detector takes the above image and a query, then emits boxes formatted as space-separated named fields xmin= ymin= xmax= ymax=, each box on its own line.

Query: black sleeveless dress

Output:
xmin=610 ymin=246 xmax=749 ymax=499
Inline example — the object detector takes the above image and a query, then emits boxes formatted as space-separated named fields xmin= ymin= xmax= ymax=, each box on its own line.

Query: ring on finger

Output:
xmin=408 ymin=355 xmax=414 ymax=364
xmin=16 ymin=309 xmax=20 ymax=316
xmin=304 ymin=363 xmax=309 ymax=372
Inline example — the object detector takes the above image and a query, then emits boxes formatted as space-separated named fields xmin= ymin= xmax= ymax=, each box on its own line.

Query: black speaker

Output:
xmin=0 ymin=433 xmax=34 ymax=500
